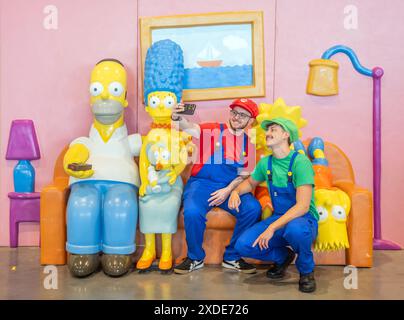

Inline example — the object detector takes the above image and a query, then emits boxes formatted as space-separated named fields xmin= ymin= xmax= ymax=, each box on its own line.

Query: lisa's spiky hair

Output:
xmin=144 ymin=39 xmax=184 ymax=105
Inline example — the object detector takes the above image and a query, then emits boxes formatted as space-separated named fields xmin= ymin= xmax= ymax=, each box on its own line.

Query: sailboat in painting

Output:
xmin=197 ymin=43 xmax=223 ymax=67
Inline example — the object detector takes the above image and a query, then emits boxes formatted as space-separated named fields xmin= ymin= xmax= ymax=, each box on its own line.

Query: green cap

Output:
xmin=260 ymin=117 xmax=299 ymax=143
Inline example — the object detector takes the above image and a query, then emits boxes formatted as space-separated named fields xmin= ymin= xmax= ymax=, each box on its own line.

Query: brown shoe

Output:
xmin=266 ymin=247 xmax=296 ymax=279
xmin=67 ymin=253 xmax=100 ymax=278
xmin=101 ymin=254 xmax=132 ymax=277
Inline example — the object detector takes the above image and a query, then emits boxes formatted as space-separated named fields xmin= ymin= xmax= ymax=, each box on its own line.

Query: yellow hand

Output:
xmin=139 ymin=183 xmax=148 ymax=197
xmin=166 ymin=170 xmax=177 ymax=185
xmin=139 ymin=141 xmax=150 ymax=197
xmin=63 ymin=144 xmax=94 ymax=179
xmin=67 ymin=169 xmax=94 ymax=179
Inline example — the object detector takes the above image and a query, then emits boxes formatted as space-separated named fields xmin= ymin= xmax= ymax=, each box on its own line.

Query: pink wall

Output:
xmin=1 ymin=0 xmax=403 ymax=247
xmin=0 ymin=0 xmax=139 ymax=245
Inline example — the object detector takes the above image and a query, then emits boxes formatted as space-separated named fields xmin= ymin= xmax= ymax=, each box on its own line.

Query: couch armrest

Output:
xmin=333 ymin=180 xmax=373 ymax=267
xmin=40 ymin=183 xmax=69 ymax=265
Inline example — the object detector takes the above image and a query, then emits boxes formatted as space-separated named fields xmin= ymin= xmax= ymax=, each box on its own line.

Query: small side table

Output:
xmin=8 ymin=192 xmax=40 ymax=248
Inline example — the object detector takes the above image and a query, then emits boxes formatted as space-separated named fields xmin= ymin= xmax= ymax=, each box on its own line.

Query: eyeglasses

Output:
xmin=230 ymin=109 xmax=251 ymax=121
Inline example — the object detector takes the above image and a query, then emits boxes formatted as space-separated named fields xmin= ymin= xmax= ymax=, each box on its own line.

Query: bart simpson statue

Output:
xmin=137 ymin=40 xmax=192 ymax=272
xmin=64 ymin=59 xmax=141 ymax=277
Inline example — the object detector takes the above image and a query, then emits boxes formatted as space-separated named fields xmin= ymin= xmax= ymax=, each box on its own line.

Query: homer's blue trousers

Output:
xmin=183 ymin=177 xmax=262 ymax=261
xmin=66 ymin=180 xmax=138 ymax=255
xmin=235 ymin=212 xmax=318 ymax=274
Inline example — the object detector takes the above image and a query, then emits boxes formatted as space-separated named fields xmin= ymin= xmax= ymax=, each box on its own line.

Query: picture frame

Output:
xmin=140 ymin=11 xmax=265 ymax=102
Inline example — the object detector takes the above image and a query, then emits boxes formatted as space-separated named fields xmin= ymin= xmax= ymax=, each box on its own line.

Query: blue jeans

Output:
xmin=66 ymin=180 xmax=138 ymax=255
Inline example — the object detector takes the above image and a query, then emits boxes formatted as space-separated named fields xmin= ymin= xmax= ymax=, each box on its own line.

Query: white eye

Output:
xmin=163 ymin=96 xmax=175 ymax=108
xmin=153 ymin=150 xmax=159 ymax=160
xmin=89 ymin=82 xmax=103 ymax=96
xmin=161 ymin=150 xmax=170 ymax=160
xmin=332 ymin=205 xmax=347 ymax=221
xmin=108 ymin=82 xmax=124 ymax=97
xmin=316 ymin=206 xmax=328 ymax=223
xmin=149 ymin=96 xmax=160 ymax=108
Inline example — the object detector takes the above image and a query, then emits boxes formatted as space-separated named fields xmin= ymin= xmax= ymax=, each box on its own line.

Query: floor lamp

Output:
xmin=306 ymin=44 xmax=401 ymax=250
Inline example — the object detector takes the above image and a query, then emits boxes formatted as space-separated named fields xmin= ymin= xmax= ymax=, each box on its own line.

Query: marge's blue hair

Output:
xmin=144 ymin=39 xmax=184 ymax=105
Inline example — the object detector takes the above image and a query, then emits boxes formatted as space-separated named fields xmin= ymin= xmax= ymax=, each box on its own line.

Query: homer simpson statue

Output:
xmin=64 ymin=59 xmax=141 ymax=277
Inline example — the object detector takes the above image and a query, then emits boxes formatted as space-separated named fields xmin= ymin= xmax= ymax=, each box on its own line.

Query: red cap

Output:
xmin=229 ymin=98 xmax=259 ymax=118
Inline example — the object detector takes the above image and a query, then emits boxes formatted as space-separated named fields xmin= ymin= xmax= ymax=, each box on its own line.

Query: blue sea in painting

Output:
xmin=184 ymin=65 xmax=253 ymax=89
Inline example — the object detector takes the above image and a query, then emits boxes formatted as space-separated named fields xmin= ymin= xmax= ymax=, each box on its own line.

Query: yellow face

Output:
xmin=148 ymin=143 xmax=172 ymax=171
xmin=89 ymin=60 xmax=128 ymax=108
xmin=146 ymin=129 xmax=189 ymax=168
xmin=145 ymin=91 xmax=177 ymax=121
xmin=314 ymin=188 xmax=351 ymax=251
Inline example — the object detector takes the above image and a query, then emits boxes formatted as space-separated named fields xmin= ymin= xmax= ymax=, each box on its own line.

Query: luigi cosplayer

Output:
xmin=228 ymin=117 xmax=319 ymax=293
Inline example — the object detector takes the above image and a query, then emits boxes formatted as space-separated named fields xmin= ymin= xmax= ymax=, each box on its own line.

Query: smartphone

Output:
xmin=177 ymin=103 xmax=196 ymax=115
xmin=68 ymin=163 xmax=93 ymax=171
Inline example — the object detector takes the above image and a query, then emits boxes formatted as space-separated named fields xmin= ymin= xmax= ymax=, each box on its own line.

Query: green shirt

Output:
xmin=251 ymin=151 xmax=319 ymax=221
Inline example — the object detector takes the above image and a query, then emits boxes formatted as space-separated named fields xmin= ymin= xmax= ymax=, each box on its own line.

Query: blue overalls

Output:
xmin=183 ymin=124 xmax=262 ymax=261
xmin=235 ymin=152 xmax=318 ymax=275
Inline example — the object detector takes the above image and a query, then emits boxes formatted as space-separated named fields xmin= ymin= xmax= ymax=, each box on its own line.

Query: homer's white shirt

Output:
xmin=68 ymin=124 xmax=142 ymax=187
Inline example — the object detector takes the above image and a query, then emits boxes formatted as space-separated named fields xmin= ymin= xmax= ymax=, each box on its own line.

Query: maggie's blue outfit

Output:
xmin=183 ymin=124 xmax=262 ymax=261
xmin=235 ymin=152 xmax=318 ymax=275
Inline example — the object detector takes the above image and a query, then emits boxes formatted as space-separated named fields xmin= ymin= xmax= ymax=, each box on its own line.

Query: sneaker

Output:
xmin=174 ymin=257 xmax=204 ymax=274
xmin=222 ymin=258 xmax=256 ymax=274
xmin=299 ymin=272 xmax=316 ymax=293
xmin=308 ymin=137 xmax=328 ymax=166
xmin=266 ymin=247 xmax=296 ymax=279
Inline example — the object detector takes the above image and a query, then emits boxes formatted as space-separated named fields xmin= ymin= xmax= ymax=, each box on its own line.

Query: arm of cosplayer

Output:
xmin=176 ymin=117 xmax=201 ymax=139
xmin=207 ymin=175 xmax=250 ymax=207
xmin=227 ymin=176 xmax=262 ymax=212
xmin=171 ymin=103 xmax=201 ymax=138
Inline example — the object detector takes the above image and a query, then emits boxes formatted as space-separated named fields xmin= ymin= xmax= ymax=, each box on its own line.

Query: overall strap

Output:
xmin=238 ymin=132 xmax=248 ymax=166
xmin=267 ymin=155 xmax=273 ymax=182
xmin=219 ymin=123 xmax=225 ymax=160
xmin=243 ymin=132 xmax=248 ymax=155
xmin=287 ymin=151 xmax=299 ymax=183
xmin=219 ymin=123 xmax=225 ymax=133
xmin=266 ymin=155 xmax=274 ymax=198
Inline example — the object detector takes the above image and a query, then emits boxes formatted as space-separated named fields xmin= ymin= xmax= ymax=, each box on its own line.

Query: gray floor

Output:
xmin=0 ymin=247 xmax=403 ymax=300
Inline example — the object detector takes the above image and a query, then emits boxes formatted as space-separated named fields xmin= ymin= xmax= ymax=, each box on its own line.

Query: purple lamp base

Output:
xmin=373 ymin=238 xmax=402 ymax=250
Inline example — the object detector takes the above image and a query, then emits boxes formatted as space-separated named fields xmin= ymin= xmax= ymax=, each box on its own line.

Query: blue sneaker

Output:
xmin=308 ymin=137 xmax=328 ymax=165
xmin=292 ymin=140 xmax=307 ymax=156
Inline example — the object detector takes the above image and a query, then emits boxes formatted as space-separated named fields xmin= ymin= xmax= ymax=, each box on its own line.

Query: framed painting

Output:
xmin=140 ymin=11 xmax=265 ymax=102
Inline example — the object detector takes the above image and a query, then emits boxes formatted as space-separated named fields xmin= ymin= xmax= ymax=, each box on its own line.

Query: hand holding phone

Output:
xmin=176 ymin=103 xmax=196 ymax=115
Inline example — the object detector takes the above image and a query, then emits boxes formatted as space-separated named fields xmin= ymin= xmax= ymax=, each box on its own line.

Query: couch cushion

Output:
xmin=178 ymin=207 xmax=236 ymax=230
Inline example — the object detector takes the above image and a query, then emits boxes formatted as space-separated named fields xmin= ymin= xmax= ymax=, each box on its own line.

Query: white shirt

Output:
xmin=68 ymin=124 xmax=142 ymax=187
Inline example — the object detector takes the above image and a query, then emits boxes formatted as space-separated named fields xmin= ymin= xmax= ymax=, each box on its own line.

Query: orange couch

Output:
xmin=40 ymin=140 xmax=373 ymax=267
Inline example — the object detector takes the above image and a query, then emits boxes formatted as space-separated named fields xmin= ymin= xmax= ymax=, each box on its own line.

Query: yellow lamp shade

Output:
xmin=306 ymin=59 xmax=339 ymax=96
